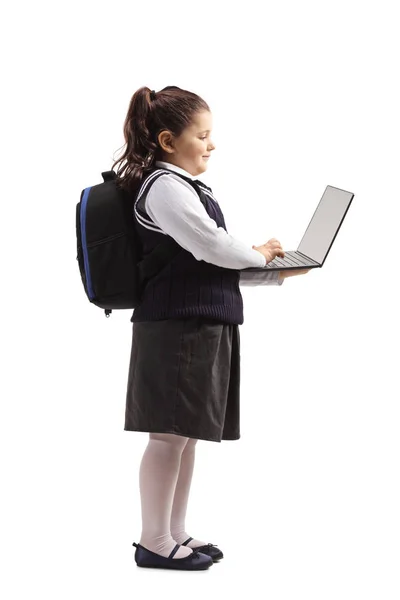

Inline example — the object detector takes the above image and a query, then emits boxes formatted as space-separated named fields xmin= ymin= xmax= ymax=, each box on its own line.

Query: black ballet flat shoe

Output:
xmin=182 ymin=537 xmax=224 ymax=561
xmin=132 ymin=542 xmax=213 ymax=570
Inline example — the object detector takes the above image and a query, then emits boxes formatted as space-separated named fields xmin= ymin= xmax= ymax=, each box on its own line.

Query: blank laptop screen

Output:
xmin=297 ymin=186 xmax=353 ymax=264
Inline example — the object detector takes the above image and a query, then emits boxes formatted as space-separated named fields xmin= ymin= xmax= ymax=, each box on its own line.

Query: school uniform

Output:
xmin=124 ymin=161 xmax=283 ymax=442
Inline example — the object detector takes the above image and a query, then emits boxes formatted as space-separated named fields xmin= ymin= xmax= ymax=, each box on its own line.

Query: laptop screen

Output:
xmin=297 ymin=185 xmax=354 ymax=264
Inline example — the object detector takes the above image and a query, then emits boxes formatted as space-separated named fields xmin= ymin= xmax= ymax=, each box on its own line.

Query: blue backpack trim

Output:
xmin=80 ymin=186 xmax=94 ymax=300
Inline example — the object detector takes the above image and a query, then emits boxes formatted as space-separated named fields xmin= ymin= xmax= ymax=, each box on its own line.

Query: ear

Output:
xmin=157 ymin=129 xmax=175 ymax=154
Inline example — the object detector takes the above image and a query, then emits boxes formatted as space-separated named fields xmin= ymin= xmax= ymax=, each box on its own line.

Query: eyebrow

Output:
xmin=198 ymin=130 xmax=211 ymax=134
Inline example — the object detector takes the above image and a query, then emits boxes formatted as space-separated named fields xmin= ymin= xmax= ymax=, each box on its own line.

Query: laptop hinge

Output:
xmin=296 ymin=250 xmax=320 ymax=265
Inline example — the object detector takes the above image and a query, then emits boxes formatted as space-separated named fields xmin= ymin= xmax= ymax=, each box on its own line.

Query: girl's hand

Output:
xmin=252 ymin=238 xmax=285 ymax=264
xmin=278 ymin=269 xmax=311 ymax=280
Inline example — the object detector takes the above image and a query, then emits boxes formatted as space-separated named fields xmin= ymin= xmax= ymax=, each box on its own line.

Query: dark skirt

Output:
xmin=124 ymin=316 xmax=240 ymax=443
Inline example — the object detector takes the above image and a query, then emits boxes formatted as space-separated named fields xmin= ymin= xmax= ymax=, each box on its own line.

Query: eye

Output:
xmin=200 ymin=136 xmax=207 ymax=140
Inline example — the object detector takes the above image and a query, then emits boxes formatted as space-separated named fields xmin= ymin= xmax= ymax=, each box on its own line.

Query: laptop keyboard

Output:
xmin=264 ymin=251 xmax=319 ymax=269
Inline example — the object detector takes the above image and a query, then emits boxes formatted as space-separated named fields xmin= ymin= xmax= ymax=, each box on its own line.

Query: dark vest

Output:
xmin=130 ymin=167 xmax=244 ymax=325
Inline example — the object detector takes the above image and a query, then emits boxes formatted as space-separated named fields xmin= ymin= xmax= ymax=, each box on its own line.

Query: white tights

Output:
xmin=138 ymin=432 xmax=207 ymax=558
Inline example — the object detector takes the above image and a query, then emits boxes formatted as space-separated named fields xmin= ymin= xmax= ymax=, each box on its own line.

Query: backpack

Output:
xmin=76 ymin=169 xmax=205 ymax=318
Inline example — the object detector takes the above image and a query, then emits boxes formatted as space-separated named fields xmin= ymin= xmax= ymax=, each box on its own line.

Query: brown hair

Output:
xmin=111 ymin=85 xmax=210 ymax=195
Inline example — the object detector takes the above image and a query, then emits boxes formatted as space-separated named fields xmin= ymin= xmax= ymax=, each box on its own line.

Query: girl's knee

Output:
xmin=184 ymin=438 xmax=198 ymax=451
xmin=149 ymin=432 xmax=191 ymax=452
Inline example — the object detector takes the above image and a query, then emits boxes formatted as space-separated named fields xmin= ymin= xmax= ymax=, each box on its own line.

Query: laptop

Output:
xmin=242 ymin=185 xmax=354 ymax=272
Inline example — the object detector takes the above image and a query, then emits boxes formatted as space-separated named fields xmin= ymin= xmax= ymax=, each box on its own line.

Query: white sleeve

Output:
xmin=145 ymin=174 xmax=269 ymax=270
xmin=239 ymin=269 xmax=284 ymax=287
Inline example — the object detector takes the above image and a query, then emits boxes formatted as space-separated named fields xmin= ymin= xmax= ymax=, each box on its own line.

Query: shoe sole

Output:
xmin=136 ymin=562 xmax=211 ymax=570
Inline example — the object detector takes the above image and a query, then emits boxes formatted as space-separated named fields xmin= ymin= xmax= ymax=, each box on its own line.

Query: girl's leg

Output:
xmin=170 ymin=438 xmax=208 ymax=548
xmin=138 ymin=432 xmax=193 ymax=558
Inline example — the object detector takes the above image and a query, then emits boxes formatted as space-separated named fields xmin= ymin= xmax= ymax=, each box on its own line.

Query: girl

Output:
xmin=111 ymin=85 xmax=309 ymax=571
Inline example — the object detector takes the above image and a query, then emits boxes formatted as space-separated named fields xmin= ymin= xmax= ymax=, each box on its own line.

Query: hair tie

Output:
xmin=150 ymin=90 xmax=156 ymax=101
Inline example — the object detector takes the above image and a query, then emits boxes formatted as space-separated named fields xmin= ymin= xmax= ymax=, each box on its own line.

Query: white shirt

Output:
xmin=142 ymin=160 xmax=283 ymax=286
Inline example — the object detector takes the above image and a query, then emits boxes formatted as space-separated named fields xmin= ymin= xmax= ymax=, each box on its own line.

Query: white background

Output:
xmin=1 ymin=0 xmax=399 ymax=598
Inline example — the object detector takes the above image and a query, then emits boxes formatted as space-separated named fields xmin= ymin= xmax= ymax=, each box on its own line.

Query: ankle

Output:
xmin=171 ymin=531 xmax=207 ymax=548
xmin=139 ymin=533 xmax=193 ymax=559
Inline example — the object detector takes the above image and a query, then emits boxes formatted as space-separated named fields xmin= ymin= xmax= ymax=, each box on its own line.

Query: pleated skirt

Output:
xmin=124 ymin=316 xmax=240 ymax=443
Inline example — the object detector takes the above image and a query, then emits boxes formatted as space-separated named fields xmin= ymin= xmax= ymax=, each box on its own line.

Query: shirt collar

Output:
xmin=155 ymin=160 xmax=196 ymax=180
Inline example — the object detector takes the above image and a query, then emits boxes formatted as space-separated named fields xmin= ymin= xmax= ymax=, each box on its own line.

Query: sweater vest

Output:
xmin=130 ymin=167 xmax=244 ymax=325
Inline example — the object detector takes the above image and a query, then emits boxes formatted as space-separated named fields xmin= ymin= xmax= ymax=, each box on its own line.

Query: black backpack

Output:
xmin=76 ymin=169 xmax=205 ymax=318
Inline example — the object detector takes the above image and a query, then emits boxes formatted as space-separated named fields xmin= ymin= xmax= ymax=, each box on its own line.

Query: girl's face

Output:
xmin=158 ymin=110 xmax=216 ymax=176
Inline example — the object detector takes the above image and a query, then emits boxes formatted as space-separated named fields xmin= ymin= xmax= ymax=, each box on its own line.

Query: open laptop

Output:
xmin=242 ymin=185 xmax=354 ymax=272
